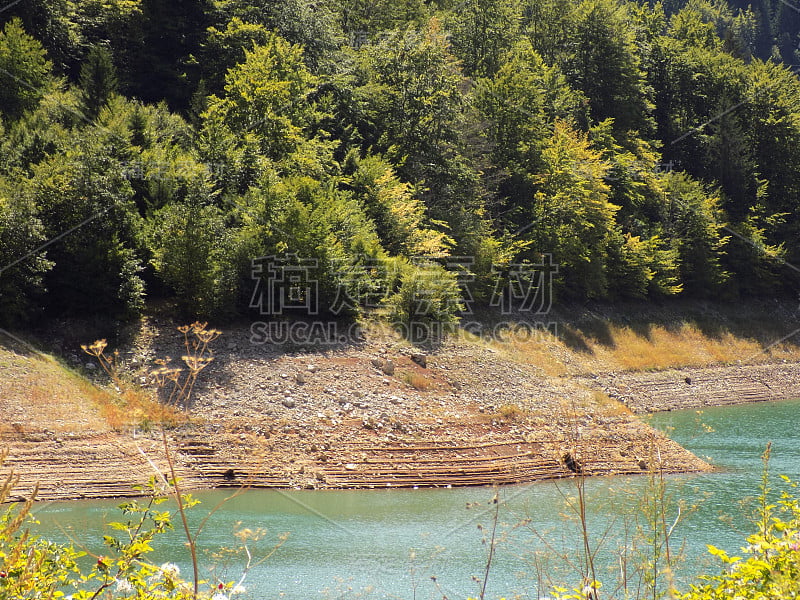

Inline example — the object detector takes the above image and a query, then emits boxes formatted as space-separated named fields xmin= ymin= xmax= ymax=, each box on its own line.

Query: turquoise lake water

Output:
xmin=30 ymin=398 xmax=800 ymax=599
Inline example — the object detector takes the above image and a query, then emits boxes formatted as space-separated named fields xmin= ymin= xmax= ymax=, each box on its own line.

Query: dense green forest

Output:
xmin=1 ymin=0 xmax=800 ymax=327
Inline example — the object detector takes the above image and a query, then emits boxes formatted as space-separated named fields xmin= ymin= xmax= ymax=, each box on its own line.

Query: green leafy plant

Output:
xmin=385 ymin=261 xmax=464 ymax=341
xmin=680 ymin=444 xmax=800 ymax=600
xmin=0 ymin=468 xmax=245 ymax=600
xmin=0 ymin=439 xmax=287 ymax=600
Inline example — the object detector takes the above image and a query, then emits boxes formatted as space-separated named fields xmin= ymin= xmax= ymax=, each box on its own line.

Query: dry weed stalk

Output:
xmin=149 ymin=322 xmax=221 ymax=408
xmin=82 ymin=322 xmax=221 ymax=425
xmin=81 ymin=339 xmax=121 ymax=387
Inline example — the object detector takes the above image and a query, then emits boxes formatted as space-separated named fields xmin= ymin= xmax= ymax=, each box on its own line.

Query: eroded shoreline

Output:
xmin=2 ymin=316 xmax=798 ymax=501
xmin=585 ymin=363 xmax=800 ymax=413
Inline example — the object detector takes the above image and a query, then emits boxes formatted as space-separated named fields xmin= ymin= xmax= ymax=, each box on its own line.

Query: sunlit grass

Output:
xmin=456 ymin=325 xmax=569 ymax=376
xmin=0 ymin=345 xmax=186 ymax=433
xmin=464 ymin=315 xmax=800 ymax=375
xmin=400 ymin=371 xmax=433 ymax=391
xmin=592 ymin=323 xmax=763 ymax=370
xmin=574 ymin=322 xmax=800 ymax=372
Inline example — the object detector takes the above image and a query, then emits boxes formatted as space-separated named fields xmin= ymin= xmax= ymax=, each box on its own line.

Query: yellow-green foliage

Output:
xmin=386 ymin=261 xmax=464 ymax=336
xmin=348 ymin=153 xmax=453 ymax=257
xmin=0 ymin=473 xmax=231 ymax=600
xmin=679 ymin=475 xmax=800 ymax=600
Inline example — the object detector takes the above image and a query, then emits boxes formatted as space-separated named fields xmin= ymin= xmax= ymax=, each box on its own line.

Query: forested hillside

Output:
xmin=1 ymin=0 xmax=799 ymax=327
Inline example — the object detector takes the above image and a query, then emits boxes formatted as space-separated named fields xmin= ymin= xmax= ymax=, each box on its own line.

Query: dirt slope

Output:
xmin=1 ymin=320 xmax=714 ymax=501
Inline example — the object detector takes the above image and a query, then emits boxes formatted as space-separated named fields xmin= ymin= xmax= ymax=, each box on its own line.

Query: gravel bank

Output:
xmin=14 ymin=315 xmax=785 ymax=499
xmin=585 ymin=363 xmax=800 ymax=413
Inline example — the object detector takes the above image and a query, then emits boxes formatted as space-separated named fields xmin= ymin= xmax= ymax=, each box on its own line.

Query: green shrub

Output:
xmin=27 ymin=145 xmax=147 ymax=319
xmin=385 ymin=261 xmax=464 ymax=342
xmin=0 ymin=18 xmax=52 ymax=121
xmin=0 ymin=191 xmax=52 ymax=327
xmin=148 ymin=189 xmax=232 ymax=318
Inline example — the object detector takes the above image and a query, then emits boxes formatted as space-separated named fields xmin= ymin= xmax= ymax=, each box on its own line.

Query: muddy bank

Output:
xmin=2 ymin=418 xmax=708 ymax=502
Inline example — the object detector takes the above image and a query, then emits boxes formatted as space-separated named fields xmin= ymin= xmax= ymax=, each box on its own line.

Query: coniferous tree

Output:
xmin=78 ymin=45 xmax=118 ymax=121
xmin=0 ymin=18 xmax=52 ymax=121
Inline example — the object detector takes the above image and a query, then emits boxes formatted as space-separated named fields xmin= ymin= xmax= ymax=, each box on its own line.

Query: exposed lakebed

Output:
xmin=31 ymin=398 xmax=800 ymax=599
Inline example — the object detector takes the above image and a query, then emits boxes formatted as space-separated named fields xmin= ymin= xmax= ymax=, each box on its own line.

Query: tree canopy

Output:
xmin=1 ymin=0 xmax=800 ymax=327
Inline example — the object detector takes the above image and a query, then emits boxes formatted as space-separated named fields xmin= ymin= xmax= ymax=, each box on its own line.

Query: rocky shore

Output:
xmin=3 ymin=314 xmax=797 ymax=501
xmin=585 ymin=362 xmax=800 ymax=413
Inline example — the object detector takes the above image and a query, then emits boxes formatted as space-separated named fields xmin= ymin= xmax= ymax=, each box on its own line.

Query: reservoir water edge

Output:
xmin=30 ymin=398 xmax=800 ymax=599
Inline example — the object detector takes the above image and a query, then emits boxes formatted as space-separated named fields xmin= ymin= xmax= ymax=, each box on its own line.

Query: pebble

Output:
xmin=282 ymin=398 xmax=296 ymax=409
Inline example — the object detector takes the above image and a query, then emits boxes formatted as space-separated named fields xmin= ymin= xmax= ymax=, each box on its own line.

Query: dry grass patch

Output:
xmin=583 ymin=322 xmax=800 ymax=371
xmin=0 ymin=342 xmax=187 ymax=434
xmin=587 ymin=389 xmax=633 ymax=416
xmin=496 ymin=337 xmax=568 ymax=376
xmin=486 ymin=313 xmax=800 ymax=375
xmin=460 ymin=325 xmax=568 ymax=376
xmin=401 ymin=371 xmax=433 ymax=391
xmin=496 ymin=403 xmax=526 ymax=421
xmin=0 ymin=349 xmax=110 ymax=432
xmin=96 ymin=384 xmax=187 ymax=431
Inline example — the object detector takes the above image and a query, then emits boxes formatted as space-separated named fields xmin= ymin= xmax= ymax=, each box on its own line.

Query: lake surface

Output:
xmin=30 ymin=398 xmax=800 ymax=599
